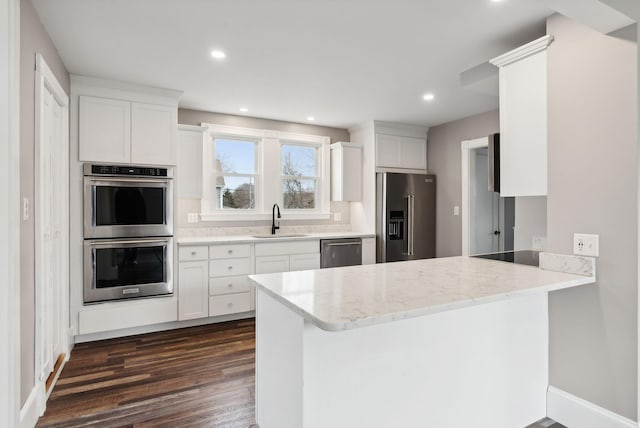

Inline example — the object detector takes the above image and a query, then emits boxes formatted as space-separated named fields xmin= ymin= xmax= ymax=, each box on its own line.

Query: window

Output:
xmin=213 ymin=138 xmax=257 ymax=210
xmin=200 ymin=124 xmax=330 ymax=221
xmin=281 ymin=143 xmax=318 ymax=210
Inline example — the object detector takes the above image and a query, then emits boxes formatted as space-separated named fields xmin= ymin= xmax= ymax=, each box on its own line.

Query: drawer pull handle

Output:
xmin=228 ymin=266 xmax=233 ymax=270
xmin=228 ymin=249 xmax=233 ymax=254
xmin=191 ymin=251 xmax=196 ymax=256
xmin=228 ymin=283 xmax=233 ymax=288
xmin=228 ymin=302 xmax=233 ymax=308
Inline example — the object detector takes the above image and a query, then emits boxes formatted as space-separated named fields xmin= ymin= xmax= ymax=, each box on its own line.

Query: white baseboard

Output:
xmin=547 ymin=386 xmax=637 ymax=428
xmin=19 ymin=382 xmax=44 ymax=428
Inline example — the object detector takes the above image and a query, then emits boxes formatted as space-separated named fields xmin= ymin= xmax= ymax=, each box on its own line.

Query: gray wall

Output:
xmin=427 ymin=110 xmax=499 ymax=257
xmin=513 ymin=196 xmax=547 ymax=251
xmin=178 ymin=109 xmax=351 ymax=230
xmin=19 ymin=0 xmax=70 ymax=405
xmin=547 ymin=14 xmax=637 ymax=419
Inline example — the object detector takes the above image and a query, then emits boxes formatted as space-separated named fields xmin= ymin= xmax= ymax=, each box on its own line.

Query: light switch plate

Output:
xmin=573 ymin=233 xmax=599 ymax=257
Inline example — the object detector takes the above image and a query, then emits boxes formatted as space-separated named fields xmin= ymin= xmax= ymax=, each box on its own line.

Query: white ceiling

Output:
xmin=32 ymin=0 xmax=552 ymax=129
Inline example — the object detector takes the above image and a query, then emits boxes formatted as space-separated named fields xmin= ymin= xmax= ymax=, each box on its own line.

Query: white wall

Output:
xmin=513 ymin=196 xmax=547 ymax=250
xmin=547 ymin=14 xmax=637 ymax=420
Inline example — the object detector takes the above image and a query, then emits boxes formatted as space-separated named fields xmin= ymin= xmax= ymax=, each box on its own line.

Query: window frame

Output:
xmin=213 ymin=137 xmax=259 ymax=211
xmin=199 ymin=123 xmax=330 ymax=222
xmin=279 ymin=140 xmax=321 ymax=212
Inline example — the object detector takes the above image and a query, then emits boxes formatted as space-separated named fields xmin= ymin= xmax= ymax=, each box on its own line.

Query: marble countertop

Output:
xmin=177 ymin=231 xmax=375 ymax=245
xmin=249 ymin=255 xmax=596 ymax=332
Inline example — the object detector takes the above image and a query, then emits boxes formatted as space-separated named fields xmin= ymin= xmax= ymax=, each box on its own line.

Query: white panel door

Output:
xmin=290 ymin=253 xmax=320 ymax=272
xmin=178 ymin=261 xmax=209 ymax=320
xmin=131 ymin=102 xmax=177 ymax=166
xmin=255 ymin=255 xmax=290 ymax=274
xmin=401 ymin=137 xmax=427 ymax=170
xmin=79 ymin=95 xmax=131 ymax=163
xmin=375 ymin=134 xmax=402 ymax=168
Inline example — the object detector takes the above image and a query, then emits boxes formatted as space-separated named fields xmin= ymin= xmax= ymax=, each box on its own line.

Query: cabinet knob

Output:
xmin=191 ymin=251 xmax=196 ymax=256
xmin=228 ymin=266 xmax=233 ymax=270
xmin=227 ymin=302 xmax=233 ymax=308
xmin=228 ymin=249 xmax=233 ymax=254
xmin=228 ymin=283 xmax=233 ymax=288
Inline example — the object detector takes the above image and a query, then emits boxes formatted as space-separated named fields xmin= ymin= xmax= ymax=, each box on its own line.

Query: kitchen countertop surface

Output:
xmin=249 ymin=255 xmax=596 ymax=332
xmin=177 ymin=231 xmax=375 ymax=245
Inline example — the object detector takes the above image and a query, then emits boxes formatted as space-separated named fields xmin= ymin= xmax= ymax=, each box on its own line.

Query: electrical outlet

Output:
xmin=23 ymin=197 xmax=29 ymax=221
xmin=532 ymin=236 xmax=546 ymax=251
xmin=453 ymin=206 xmax=460 ymax=216
xmin=187 ymin=213 xmax=199 ymax=224
xmin=333 ymin=212 xmax=342 ymax=222
xmin=573 ymin=233 xmax=599 ymax=257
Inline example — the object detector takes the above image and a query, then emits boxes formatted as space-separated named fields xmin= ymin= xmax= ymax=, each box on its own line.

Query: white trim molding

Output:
xmin=0 ymin=0 xmax=21 ymax=426
xmin=547 ymin=386 xmax=637 ymax=428
xmin=490 ymin=35 xmax=554 ymax=68
xmin=461 ymin=137 xmax=489 ymax=256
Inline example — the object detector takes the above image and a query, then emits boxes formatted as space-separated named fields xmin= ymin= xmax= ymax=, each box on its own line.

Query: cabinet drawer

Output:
xmin=255 ymin=255 xmax=290 ymax=274
xmin=254 ymin=240 xmax=319 ymax=257
xmin=178 ymin=246 xmax=208 ymax=261
xmin=209 ymin=292 xmax=251 ymax=316
xmin=290 ymin=253 xmax=320 ymax=272
xmin=209 ymin=275 xmax=251 ymax=296
xmin=209 ymin=244 xmax=251 ymax=259
xmin=209 ymin=258 xmax=252 ymax=277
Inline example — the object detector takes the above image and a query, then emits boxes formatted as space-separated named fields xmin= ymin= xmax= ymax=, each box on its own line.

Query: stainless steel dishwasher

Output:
xmin=320 ymin=238 xmax=362 ymax=268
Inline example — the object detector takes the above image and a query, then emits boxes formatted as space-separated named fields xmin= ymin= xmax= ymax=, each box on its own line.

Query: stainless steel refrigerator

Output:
xmin=376 ymin=172 xmax=436 ymax=263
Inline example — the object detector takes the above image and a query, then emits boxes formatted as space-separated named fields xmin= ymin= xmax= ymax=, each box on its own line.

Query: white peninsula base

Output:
xmin=256 ymin=288 xmax=548 ymax=428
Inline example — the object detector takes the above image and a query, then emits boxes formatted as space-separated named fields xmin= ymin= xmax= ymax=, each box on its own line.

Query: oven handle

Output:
xmin=87 ymin=177 xmax=172 ymax=185
xmin=88 ymin=239 xmax=170 ymax=246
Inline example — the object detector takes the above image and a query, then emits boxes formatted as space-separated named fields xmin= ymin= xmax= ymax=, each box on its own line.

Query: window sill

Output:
xmin=199 ymin=212 xmax=331 ymax=222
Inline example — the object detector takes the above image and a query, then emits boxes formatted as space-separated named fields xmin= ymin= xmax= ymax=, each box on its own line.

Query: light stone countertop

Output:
xmin=177 ymin=231 xmax=375 ymax=245
xmin=249 ymin=256 xmax=596 ymax=332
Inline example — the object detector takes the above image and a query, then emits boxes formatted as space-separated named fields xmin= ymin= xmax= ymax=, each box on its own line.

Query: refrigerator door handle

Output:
xmin=405 ymin=194 xmax=415 ymax=256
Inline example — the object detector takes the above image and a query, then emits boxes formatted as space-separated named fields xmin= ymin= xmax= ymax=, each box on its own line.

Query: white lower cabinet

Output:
xmin=209 ymin=293 xmax=252 ymax=316
xmin=362 ymin=237 xmax=376 ymax=265
xmin=208 ymin=244 xmax=253 ymax=318
xmin=255 ymin=255 xmax=290 ymax=274
xmin=178 ymin=261 xmax=209 ymax=321
xmin=290 ymin=253 xmax=320 ymax=271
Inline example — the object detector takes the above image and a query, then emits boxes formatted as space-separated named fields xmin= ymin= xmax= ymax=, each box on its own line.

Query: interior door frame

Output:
xmin=0 ymin=0 xmax=21 ymax=426
xmin=34 ymin=52 xmax=70 ymax=410
xmin=461 ymin=137 xmax=489 ymax=256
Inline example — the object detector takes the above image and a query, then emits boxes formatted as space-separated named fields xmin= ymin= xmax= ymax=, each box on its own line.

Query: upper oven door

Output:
xmin=84 ymin=177 xmax=173 ymax=238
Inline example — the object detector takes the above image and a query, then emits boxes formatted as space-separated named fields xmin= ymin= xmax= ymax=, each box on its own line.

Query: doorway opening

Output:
xmin=461 ymin=137 xmax=514 ymax=256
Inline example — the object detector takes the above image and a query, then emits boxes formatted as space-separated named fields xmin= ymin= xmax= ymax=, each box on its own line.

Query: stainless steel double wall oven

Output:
xmin=83 ymin=164 xmax=174 ymax=303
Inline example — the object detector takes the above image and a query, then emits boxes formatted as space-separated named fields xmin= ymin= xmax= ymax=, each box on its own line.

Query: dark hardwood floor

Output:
xmin=37 ymin=319 xmax=256 ymax=428
xmin=38 ymin=317 xmax=565 ymax=428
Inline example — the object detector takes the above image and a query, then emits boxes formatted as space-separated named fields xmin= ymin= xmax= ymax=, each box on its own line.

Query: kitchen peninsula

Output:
xmin=249 ymin=254 xmax=596 ymax=428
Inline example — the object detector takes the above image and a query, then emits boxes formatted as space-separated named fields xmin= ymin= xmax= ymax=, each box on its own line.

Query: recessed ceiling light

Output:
xmin=491 ymin=0 xmax=504 ymax=3
xmin=210 ymin=50 xmax=226 ymax=59
xmin=239 ymin=107 xmax=249 ymax=113
xmin=423 ymin=93 xmax=435 ymax=101
xmin=307 ymin=116 xmax=315 ymax=121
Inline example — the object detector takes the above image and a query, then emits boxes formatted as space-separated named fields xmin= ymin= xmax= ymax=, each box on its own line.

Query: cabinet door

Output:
xmin=177 ymin=128 xmax=205 ymax=198
xmin=375 ymin=134 xmax=402 ymax=168
xmin=79 ymin=96 xmax=131 ymax=163
xmin=131 ymin=102 xmax=177 ymax=166
xmin=255 ymin=255 xmax=290 ymax=274
xmin=178 ymin=261 xmax=209 ymax=321
xmin=401 ymin=137 xmax=427 ymax=170
xmin=499 ymin=50 xmax=547 ymax=197
xmin=290 ymin=253 xmax=320 ymax=271
xmin=361 ymin=237 xmax=376 ymax=265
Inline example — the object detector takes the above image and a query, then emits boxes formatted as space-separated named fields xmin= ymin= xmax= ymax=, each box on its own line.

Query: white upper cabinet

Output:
xmin=79 ymin=96 xmax=131 ymax=163
xmin=375 ymin=132 xmax=427 ymax=171
xmin=491 ymin=35 xmax=553 ymax=197
xmin=131 ymin=102 xmax=177 ymax=165
xmin=177 ymin=124 xmax=206 ymax=198
xmin=330 ymin=142 xmax=362 ymax=202
xmin=74 ymin=77 xmax=182 ymax=166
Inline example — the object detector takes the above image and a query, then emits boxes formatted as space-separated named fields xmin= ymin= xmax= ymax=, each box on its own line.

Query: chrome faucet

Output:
xmin=271 ymin=203 xmax=281 ymax=235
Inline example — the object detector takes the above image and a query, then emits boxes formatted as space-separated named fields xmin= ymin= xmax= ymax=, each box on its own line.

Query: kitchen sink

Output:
xmin=252 ymin=233 xmax=308 ymax=238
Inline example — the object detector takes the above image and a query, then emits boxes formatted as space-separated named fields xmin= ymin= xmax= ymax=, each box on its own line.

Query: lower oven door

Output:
xmin=84 ymin=237 xmax=173 ymax=304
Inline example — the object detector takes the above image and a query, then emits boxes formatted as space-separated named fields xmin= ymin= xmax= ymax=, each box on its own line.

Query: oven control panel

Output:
xmin=87 ymin=164 xmax=171 ymax=178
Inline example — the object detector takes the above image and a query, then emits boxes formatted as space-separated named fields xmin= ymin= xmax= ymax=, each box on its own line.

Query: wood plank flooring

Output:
xmin=38 ymin=317 xmax=565 ymax=428
xmin=37 ymin=319 xmax=256 ymax=428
